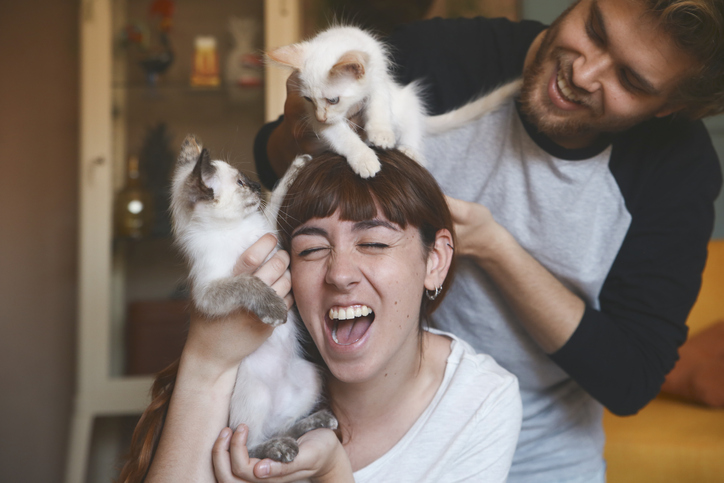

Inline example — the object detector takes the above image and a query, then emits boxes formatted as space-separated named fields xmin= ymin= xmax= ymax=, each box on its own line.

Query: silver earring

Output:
xmin=425 ymin=284 xmax=443 ymax=301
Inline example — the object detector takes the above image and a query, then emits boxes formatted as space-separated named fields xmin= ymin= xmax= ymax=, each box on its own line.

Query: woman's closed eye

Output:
xmin=297 ymin=246 xmax=330 ymax=259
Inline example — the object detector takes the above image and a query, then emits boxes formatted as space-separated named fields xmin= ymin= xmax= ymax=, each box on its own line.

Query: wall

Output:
xmin=0 ymin=1 xmax=79 ymax=482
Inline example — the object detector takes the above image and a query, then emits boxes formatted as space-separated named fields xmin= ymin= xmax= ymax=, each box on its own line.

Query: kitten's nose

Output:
xmin=316 ymin=114 xmax=327 ymax=123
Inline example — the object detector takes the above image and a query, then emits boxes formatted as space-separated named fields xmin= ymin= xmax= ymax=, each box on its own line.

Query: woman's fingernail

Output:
xmin=220 ymin=427 xmax=231 ymax=439
xmin=257 ymin=461 xmax=270 ymax=477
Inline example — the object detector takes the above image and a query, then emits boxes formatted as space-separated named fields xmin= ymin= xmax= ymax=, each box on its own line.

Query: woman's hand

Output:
xmin=212 ymin=425 xmax=353 ymax=483
xmin=182 ymin=233 xmax=294 ymax=379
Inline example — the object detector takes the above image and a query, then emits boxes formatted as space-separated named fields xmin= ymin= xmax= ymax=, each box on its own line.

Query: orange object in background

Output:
xmin=191 ymin=36 xmax=220 ymax=87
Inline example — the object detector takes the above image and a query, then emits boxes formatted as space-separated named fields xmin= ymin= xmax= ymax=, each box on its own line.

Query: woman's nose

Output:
xmin=324 ymin=252 xmax=361 ymax=291
xmin=572 ymin=49 xmax=612 ymax=93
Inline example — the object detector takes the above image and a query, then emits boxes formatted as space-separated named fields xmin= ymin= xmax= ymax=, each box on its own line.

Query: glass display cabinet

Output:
xmin=67 ymin=1 xmax=299 ymax=481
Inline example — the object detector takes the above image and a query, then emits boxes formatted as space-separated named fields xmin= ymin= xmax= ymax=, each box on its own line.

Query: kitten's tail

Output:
xmin=424 ymin=78 xmax=522 ymax=134
xmin=117 ymin=360 xmax=179 ymax=483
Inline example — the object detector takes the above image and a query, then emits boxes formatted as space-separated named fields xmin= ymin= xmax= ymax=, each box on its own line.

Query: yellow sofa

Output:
xmin=603 ymin=240 xmax=724 ymax=482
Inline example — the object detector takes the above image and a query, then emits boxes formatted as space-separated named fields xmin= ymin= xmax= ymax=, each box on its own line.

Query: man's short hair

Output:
xmin=645 ymin=0 xmax=724 ymax=119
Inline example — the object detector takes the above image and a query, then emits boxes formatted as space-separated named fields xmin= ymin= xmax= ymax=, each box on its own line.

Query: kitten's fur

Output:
xmin=171 ymin=136 xmax=334 ymax=462
xmin=267 ymin=25 xmax=521 ymax=178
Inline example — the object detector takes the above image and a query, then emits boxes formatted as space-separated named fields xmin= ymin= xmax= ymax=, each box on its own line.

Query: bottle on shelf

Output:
xmin=114 ymin=155 xmax=154 ymax=239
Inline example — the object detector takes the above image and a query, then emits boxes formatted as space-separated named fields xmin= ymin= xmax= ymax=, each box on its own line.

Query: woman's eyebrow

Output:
xmin=291 ymin=226 xmax=328 ymax=239
xmin=352 ymin=219 xmax=399 ymax=232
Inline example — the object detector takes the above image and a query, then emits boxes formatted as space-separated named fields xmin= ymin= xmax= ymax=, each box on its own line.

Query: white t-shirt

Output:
xmin=353 ymin=329 xmax=522 ymax=483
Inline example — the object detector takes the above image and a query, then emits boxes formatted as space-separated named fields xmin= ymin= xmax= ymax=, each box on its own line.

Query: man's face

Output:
xmin=519 ymin=0 xmax=696 ymax=149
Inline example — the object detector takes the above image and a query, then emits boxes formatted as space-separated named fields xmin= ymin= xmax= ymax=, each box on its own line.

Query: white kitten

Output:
xmin=171 ymin=136 xmax=335 ymax=462
xmin=267 ymin=25 xmax=427 ymax=178
xmin=268 ymin=26 xmax=521 ymax=178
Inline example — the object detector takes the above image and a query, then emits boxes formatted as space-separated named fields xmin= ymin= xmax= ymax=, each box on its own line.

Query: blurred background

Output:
xmin=0 ymin=1 xmax=722 ymax=482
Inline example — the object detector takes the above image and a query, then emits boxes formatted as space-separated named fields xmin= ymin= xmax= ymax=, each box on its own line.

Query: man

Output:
xmin=253 ymin=0 xmax=724 ymax=481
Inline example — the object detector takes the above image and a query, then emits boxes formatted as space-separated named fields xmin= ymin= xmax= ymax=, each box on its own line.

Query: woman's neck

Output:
xmin=329 ymin=331 xmax=452 ymax=471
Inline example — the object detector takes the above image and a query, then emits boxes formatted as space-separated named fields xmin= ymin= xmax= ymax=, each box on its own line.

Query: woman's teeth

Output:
xmin=329 ymin=305 xmax=374 ymax=346
xmin=329 ymin=305 xmax=372 ymax=320
xmin=557 ymin=69 xmax=581 ymax=103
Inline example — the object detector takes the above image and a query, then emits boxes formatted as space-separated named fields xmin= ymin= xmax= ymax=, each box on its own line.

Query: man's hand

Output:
xmin=267 ymin=72 xmax=365 ymax=179
xmin=445 ymin=195 xmax=506 ymax=266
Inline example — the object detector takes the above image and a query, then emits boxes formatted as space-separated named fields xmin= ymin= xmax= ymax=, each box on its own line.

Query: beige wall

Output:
xmin=0 ymin=1 xmax=79 ymax=481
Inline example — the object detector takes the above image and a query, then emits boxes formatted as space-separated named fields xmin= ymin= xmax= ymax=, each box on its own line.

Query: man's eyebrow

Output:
xmin=352 ymin=219 xmax=400 ymax=232
xmin=591 ymin=0 xmax=660 ymax=96
xmin=591 ymin=0 xmax=608 ymax=43
xmin=291 ymin=226 xmax=328 ymax=239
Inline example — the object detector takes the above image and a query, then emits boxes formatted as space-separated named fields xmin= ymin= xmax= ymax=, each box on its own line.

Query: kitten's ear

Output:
xmin=179 ymin=135 xmax=202 ymax=167
xmin=266 ymin=43 xmax=306 ymax=69
xmin=330 ymin=51 xmax=368 ymax=79
xmin=188 ymin=149 xmax=215 ymax=203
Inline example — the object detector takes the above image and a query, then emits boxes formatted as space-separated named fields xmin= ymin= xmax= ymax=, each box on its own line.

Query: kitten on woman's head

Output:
xmin=267 ymin=25 xmax=426 ymax=178
xmin=267 ymin=25 xmax=523 ymax=179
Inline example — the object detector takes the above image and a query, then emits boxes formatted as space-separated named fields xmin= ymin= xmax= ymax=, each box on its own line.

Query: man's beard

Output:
xmin=518 ymin=2 xmax=648 ymax=143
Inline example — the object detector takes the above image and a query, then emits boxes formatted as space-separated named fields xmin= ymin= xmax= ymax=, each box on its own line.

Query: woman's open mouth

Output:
xmin=328 ymin=305 xmax=375 ymax=346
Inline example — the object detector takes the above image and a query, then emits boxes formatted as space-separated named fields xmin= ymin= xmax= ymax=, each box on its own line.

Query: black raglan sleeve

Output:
xmin=253 ymin=16 xmax=546 ymax=188
xmin=550 ymin=118 xmax=722 ymax=415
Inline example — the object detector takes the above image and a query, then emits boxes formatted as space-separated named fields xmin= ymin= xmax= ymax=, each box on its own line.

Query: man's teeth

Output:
xmin=557 ymin=70 xmax=580 ymax=103
xmin=329 ymin=305 xmax=372 ymax=320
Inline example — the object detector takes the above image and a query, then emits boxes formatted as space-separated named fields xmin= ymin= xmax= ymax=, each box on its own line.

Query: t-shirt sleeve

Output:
xmin=550 ymin=119 xmax=723 ymax=415
xmin=387 ymin=16 xmax=546 ymax=114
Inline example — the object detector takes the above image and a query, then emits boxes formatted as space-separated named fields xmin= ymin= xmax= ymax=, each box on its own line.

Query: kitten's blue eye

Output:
xmin=237 ymin=179 xmax=245 ymax=187
xmin=303 ymin=96 xmax=312 ymax=103
xmin=327 ymin=97 xmax=339 ymax=105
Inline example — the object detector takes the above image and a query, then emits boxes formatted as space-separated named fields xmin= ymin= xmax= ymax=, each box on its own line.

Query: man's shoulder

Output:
xmin=609 ymin=116 xmax=722 ymax=201
xmin=612 ymin=116 xmax=718 ymax=167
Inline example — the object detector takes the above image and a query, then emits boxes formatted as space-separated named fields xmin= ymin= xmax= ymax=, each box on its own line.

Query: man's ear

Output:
xmin=424 ymin=229 xmax=454 ymax=292
xmin=654 ymin=104 xmax=685 ymax=118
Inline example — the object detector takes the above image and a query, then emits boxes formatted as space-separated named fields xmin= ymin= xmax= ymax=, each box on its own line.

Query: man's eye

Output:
xmin=586 ymin=20 xmax=603 ymax=45
xmin=619 ymin=70 xmax=643 ymax=94
xmin=327 ymin=97 xmax=340 ymax=105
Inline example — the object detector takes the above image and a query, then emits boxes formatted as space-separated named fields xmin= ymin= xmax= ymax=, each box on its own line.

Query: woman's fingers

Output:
xmin=213 ymin=425 xmax=257 ymax=483
xmin=213 ymin=427 xmax=242 ymax=483
xmin=233 ymin=234 xmax=279 ymax=276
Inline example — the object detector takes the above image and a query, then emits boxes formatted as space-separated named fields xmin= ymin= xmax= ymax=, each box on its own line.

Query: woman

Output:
xmin=129 ymin=150 xmax=521 ymax=482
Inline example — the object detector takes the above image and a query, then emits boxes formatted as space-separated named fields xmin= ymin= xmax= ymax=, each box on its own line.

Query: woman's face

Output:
xmin=290 ymin=210 xmax=434 ymax=384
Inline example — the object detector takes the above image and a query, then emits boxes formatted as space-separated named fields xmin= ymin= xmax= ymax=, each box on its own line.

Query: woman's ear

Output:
xmin=424 ymin=229 xmax=454 ymax=292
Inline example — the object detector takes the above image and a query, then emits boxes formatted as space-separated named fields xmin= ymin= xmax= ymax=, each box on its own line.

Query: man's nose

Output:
xmin=572 ymin=49 xmax=612 ymax=93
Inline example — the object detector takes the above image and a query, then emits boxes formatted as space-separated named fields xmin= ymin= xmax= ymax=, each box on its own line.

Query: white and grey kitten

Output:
xmin=170 ymin=136 xmax=334 ymax=462
xmin=267 ymin=25 xmax=521 ymax=178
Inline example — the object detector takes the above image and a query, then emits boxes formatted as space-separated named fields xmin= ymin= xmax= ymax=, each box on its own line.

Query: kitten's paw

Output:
xmin=249 ymin=437 xmax=299 ymax=463
xmin=366 ymin=126 xmax=396 ymax=149
xmin=288 ymin=409 xmax=339 ymax=439
xmin=258 ymin=292 xmax=288 ymax=327
xmin=310 ymin=409 xmax=338 ymax=431
xmin=398 ymin=145 xmax=424 ymax=165
xmin=349 ymin=148 xmax=381 ymax=178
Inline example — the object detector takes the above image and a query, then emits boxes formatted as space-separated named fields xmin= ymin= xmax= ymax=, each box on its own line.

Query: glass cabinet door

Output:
xmin=109 ymin=0 xmax=266 ymax=377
